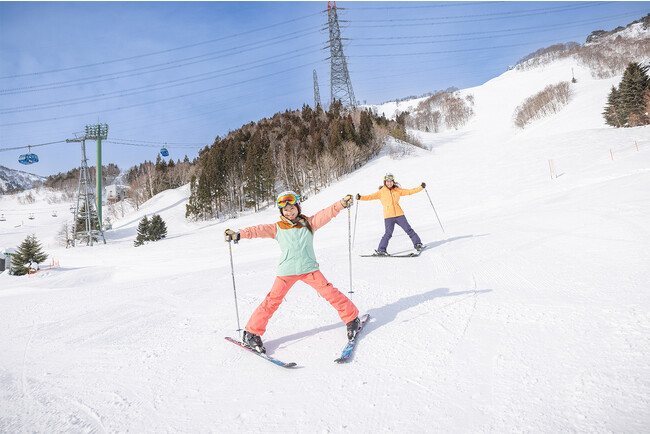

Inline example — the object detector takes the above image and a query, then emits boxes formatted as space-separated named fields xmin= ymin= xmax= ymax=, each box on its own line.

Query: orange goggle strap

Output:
xmin=277 ymin=194 xmax=299 ymax=208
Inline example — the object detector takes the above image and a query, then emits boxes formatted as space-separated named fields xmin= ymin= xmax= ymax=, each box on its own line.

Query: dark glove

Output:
xmin=421 ymin=182 xmax=426 ymax=188
xmin=356 ymin=193 xmax=361 ymax=200
xmin=224 ymin=229 xmax=240 ymax=243
xmin=341 ymin=194 xmax=354 ymax=208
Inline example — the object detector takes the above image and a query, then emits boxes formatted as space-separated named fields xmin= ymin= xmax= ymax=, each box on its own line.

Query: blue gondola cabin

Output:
xmin=18 ymin=153 xmax=39 ymax=165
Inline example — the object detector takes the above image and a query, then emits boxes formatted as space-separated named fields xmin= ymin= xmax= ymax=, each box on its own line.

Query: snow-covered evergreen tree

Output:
xmin=134 ymin=215 xmax=150 ymax=246
xmin=605 ymin=62 xmax=650 ymax=127
xmin=11 ymin=234 xmax=48 ymax=276
xmin=148 ymin=214 xmax=167 ymax=241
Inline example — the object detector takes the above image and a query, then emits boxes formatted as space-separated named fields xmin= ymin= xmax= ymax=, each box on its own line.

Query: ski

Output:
xmin=335 ymin=313 xmax=370 ymax=363
xmin=225 ymin=337 xmax=297 ymax=368
xmin=360 ymin=249 xmax=423 ymax=258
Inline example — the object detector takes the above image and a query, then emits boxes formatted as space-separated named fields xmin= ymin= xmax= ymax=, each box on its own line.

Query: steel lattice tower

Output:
xmin=313 ymin=69 xmax=322 ymax=108
xmin=66 ymin=136 xmax=106 ymax=246
xmin=327 ymin=1 xmax=357 ymax=108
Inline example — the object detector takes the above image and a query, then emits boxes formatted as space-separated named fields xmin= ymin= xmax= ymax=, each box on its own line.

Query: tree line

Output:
xmin=124 ymin=155 xmax=196 ymax=210
xmin=185 ymin=102 xmax=392 ymax=220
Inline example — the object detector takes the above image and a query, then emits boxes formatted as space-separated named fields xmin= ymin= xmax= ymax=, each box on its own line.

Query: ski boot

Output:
xmin=242 ymin=331 xmax=266 ymax=354
xmin=415 ymin=243 xmax=424 ymax=252
xmin=374 ymin=249 xmax=389 ymax=256
xmin=346 ymin=317 xmax=361 ymax=341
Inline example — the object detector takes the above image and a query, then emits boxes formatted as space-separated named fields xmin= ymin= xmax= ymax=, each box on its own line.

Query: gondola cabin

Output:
xmin=18 ymin=153 xmax=39 ymax=165
xmin=160 ymin=147 xmax=169 ymax=157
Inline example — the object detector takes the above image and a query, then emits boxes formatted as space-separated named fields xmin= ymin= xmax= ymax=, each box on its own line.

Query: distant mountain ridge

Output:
xmin=0 ymin=165 xmax=46 ymax=194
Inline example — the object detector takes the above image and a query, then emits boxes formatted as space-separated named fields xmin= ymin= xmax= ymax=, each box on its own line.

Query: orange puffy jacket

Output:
xmin=359 ymin=185 xmax=423 ymax=219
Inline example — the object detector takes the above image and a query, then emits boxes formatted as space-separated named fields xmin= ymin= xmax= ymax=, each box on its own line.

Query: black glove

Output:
xmin=421 ymin=182 xmax=426 ymax=188
xmin=224 ymin=229 xmax=240 ymax=243
xmin=356 ymin=193 xmax=361 ymax=200
xmin=341 ymin=194 xmax=354 ymax=208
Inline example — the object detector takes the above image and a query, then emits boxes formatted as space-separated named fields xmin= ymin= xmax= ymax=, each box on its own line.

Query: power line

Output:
xmin=348 ymin=2 xmax=614 ymax=27
xmin=347 ymin=33 xmax=594 ymax=58
xmin=0 ymin=11 xmax=322 ymax=80
xmin=0 ymin=27 xmax=321 ymax=95
xmin=346 ymin=1 xmax=503 ymax=10
xmin=0 ymin=44 xmax=323 ymax=113
xmin=0 ymin=60 xmax=320 ymax=127
xmin=351 ymin=1 xmax=609 ymax=20
xmin=105 ymin=140 xmax=205 ymax=149
xmin=109 ymin=138 xmax=207 ymax=146
xmin=350 ymin=11 xmax=646 ymax=43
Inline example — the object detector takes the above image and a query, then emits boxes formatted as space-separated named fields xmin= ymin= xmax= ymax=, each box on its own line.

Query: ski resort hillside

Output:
xmin=1 ymin=45 xmax=649 ymax=432
xmin=0 ymin=165 xmax=46 ymax=194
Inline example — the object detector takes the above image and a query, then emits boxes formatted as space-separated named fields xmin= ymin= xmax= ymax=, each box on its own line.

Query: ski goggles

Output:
xmin=277 ymin=193 xmax=300 ymax=208
xmin=384 ymin=174 xmax=395 ymax=181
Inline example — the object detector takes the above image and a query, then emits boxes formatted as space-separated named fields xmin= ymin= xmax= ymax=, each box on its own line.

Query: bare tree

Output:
xmin=514 ymin=81 xmax=572 ymax=128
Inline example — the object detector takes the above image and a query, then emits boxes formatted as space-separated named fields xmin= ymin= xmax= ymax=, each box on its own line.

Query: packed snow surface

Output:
xmin=1 ymin=58 xmax=649 ymax=432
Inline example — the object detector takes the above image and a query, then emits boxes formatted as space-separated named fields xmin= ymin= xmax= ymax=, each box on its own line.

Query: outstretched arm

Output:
xmin=239 ymin=223 xmax=277 ymax=239
xmin=398 ymin=185 xmax=424 ymax=196
xmin=309 ymin=201 xmax=345 ymax=231
xmin=359 ymin=190 xmax=382 ymax=201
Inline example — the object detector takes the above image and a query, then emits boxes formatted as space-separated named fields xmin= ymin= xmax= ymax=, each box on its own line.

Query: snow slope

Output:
xmin=1 ymin=56 xmax=649 ymax=432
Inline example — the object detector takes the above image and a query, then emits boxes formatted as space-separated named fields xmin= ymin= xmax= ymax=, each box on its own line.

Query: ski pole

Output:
xmin=424 ymin=188 xmax=445 ymax=233
xmin=227 ymin=239 xmax=243 ymax=338
xmin=352 ymin=199 xmax=359 ymax=248
xmin=347 ymin=205 xmax=354 ymax=294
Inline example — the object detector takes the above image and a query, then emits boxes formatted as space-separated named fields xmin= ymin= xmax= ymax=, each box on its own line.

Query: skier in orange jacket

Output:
xmin=357 ymin=173 xmax=425 ymax=255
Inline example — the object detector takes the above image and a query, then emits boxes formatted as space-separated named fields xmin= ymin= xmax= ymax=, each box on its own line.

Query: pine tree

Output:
xmin=148 ymin=214 xmax=168 ymax=241
xmin=134 ymin=215 xmax=150 ymax=246
xmin=603 ymin=86 xmax=622 ymax=127
xmin=359 ymin=110 xmax=373 ymax=145
xmin=76 ymin=202 xmax=100 ymax=232
xmin=186 ymin=175 xmax=201 ymax=219
xmin=618 ymin=62 xmax=650 ymax=127
xmin=11 ymin=234 xmax=48 ymax=276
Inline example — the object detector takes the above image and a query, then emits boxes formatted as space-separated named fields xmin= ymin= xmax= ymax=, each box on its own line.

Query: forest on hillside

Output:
xmin=185 ymin=102 xmax=397 ymax=220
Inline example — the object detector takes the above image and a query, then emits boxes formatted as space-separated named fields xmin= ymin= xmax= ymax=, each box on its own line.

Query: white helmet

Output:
xmin=276 ymin=190 xmax=300 ymax=208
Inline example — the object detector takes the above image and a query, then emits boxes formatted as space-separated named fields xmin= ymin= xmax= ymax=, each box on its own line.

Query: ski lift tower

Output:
xmin=85 ymin=123 xmax=108 ymax=226
xmin=66 ymin=132 xmax=106 ymax=246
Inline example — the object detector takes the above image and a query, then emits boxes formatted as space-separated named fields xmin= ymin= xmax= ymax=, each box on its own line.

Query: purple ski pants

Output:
xmin=378 ymin=215 xmax=421 ymax=252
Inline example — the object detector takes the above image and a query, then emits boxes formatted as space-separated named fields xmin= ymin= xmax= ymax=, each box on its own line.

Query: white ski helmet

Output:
xmin=276 ymin=190 xmax=300 ymax=208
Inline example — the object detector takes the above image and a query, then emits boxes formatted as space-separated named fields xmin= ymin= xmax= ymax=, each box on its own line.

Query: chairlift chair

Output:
xmin=0 ymin=214 xmax=6 ymax=222
xmin=28 ymin=213 xmax=35 ymax=220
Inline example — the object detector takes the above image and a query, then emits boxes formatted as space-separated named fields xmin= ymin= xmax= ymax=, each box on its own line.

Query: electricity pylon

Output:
xmin=327 ymin=1 xmax=357 ymax=108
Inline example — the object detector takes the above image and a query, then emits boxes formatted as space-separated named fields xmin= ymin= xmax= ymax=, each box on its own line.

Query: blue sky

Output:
xmin=1 ymin=1 xmax=648 ymax=176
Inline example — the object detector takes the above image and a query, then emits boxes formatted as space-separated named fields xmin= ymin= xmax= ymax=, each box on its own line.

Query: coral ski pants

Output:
xmin=245 ymin=271 xmax=359 ymax=336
